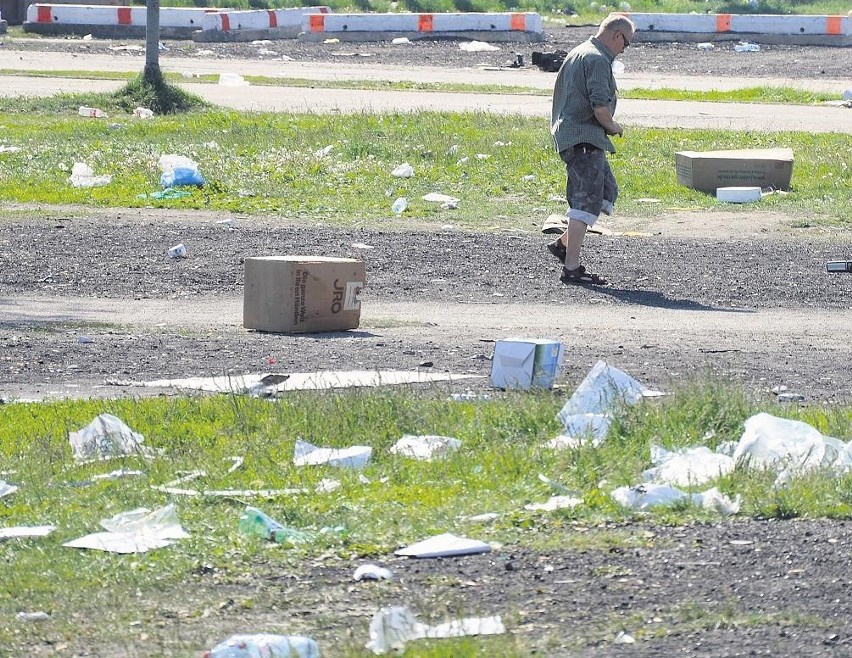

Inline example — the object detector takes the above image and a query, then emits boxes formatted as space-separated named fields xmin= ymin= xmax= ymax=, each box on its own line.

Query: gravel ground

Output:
xmin=4 ymin=25 xmax=851 ymax=79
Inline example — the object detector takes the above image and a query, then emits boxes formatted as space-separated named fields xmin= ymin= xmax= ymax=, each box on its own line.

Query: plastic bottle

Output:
xmin=391 ymin=197 xmax=408 ymax=216
xmin=204 ymin=634 xmax=320 ymax=658
xmin=238 ymin=506 xmax=309 ymax=544
xmin=78 ymin=106 xmax=108 ymax=118
xmin=238 ymin=506 xmax=285 ymax=541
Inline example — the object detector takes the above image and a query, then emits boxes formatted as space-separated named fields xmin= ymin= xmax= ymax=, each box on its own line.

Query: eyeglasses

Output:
xmin=620 ymin=32 xmax=631 ymax=48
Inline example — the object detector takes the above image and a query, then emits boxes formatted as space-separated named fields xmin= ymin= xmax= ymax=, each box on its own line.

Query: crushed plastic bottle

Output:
xmin=78 ymin=106 xmax=108 ymax=118
xmin=391 ymin=197 xmax=408 ymax=216
xmin=204 ymin=634 xmax=320 ymax=658
xmin=238 ymin=506 xmax=310 ymax=545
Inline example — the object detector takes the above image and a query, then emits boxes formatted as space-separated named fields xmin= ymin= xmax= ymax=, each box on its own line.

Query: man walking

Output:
xmin=548 ymin=14 xmax=635 ymax=286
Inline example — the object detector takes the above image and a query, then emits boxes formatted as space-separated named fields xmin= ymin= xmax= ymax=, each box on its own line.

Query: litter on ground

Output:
xmin=206 ymin=634 xmax=319 ymax=658
xmin=64 ymin=504 xmax=189 ymax=553
xmin=68 ymin=413 xmax=153 ymax=462
xmin=138 ymin=370 xmax=483 ymax=395
xmin=524 ymin=495 xmax=582 ymax=512
xmin=395 ymin=532 xmax=491 ymax=558
xmin=354 ymin=564 xmax=393 ymax=581
xmin=551 ymin=360 xmax=665 ymax=447
xmin=366 ymin=605 xmax=505 ymax=654
xmin=0 ymin=526 xmax=55 ymax=540
xmin=294 ymin=439 xmax=372 ymax=469
xmin=642 ymin=445 xmax=735 ymax=487
xmin=389 ymin=435 xmax=462 ymax=461
xmin=611 ymin=483 xmax=741 ymax=516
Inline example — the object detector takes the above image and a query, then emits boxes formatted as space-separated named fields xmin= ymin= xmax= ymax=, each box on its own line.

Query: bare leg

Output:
xmin=564 ymin=218 xmax=588 ymax=271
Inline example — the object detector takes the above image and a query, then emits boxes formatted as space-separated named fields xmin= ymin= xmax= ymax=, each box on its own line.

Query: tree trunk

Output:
xmin=144 ymin=0 xmax=161 ymax=83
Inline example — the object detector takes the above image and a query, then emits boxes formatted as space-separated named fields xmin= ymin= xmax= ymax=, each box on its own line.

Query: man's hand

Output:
xmin=593 ymin=106 xmax=623 ymax=138
xmin=607 ymin=121 xmax=624 ymax=137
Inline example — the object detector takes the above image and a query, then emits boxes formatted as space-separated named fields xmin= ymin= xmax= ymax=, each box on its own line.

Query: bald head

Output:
xmin=596 ymin=13 xmax=636 ymax=55
xmin=598 ymin=14 xmax=636 ymax=35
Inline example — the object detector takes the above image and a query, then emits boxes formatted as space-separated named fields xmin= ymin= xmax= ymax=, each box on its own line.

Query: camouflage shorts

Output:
xmin=559 ymin=144 xmax=618 ymax=225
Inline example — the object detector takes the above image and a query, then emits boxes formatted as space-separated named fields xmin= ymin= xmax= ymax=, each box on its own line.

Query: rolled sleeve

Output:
xmin=585 ymin=58 xmax=615 ymax=108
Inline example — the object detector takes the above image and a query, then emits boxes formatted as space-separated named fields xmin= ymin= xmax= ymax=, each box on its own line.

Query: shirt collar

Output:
xmin=590 ymin=36 xmax=616 ymax=63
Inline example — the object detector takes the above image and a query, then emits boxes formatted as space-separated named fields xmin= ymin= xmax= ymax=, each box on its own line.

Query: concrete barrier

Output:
xmin=299 ymin=11 xmax=545 ymax=42
xmin=24 ymin=3 xmax=220 ymax=38
xmin=625 ymin=12 xmax=851 ymax=46
xmin=193 ymin=6 xmax=330 ymax=42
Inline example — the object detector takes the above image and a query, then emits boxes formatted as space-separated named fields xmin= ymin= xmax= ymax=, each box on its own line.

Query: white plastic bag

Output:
xmin=68 ymin=413 xmax=148 ymax=461
xmin=389 ymin=435 xmax=461 ymax=460
xmin=643 ymin=445 xmax=735 ymax=486
xmin=206 ymin=634 xmax=319 ymax=658
xmin=69 ymin=162 xmax=112 ymax=188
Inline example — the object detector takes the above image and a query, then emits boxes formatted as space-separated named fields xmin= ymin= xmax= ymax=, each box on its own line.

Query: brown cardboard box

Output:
xmin=675 ymin=148 xmax=794 ymax=193
xmin=243 ymin=256 xmax=365 ymax=333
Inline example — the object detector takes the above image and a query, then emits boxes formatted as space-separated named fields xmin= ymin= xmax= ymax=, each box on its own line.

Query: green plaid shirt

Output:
xmin=550 ymin=37 xmax=618 ymax=154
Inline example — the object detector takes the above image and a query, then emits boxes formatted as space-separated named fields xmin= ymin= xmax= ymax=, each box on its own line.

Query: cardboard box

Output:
xmin=243 ymin=256 xmax=365 ymax=333
xmin=675 ymin=148 xmax=794 ymax=193
xmin=490 ymin=339 xmax=564 ymax=390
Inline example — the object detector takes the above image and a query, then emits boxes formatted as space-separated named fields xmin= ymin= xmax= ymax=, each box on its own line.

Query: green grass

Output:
xmin=2 ymin=380 xmax=852 ymax=654
xmin=0 ymin=109 xmax=848 ymax=227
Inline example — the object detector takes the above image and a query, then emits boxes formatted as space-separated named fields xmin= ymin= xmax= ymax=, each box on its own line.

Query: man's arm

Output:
xmin=593 ymin=105 xmax=623 ymax=137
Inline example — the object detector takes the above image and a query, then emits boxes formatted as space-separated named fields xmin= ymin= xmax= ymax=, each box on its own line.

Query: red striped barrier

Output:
xmin=301 ymin=11 xmax=544 ymax=42
xmin=622 ymin=12 xmax=850 ymax=42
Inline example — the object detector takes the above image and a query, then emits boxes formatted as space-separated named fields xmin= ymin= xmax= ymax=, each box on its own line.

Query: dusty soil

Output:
xmin=4 ymin=31 xmax=852 ymax=658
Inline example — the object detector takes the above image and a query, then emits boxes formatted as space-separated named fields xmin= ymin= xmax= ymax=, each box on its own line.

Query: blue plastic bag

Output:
xmin=160 ymin=166 xmax=205 ymax=188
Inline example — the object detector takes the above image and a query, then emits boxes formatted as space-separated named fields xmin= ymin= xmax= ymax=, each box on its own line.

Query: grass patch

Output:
xmin=3 ymin=68 xmax=844 ymax=107
xmin=5 ymin=382 xmax=852 ymax=656
xmin=0 ymin=110 xmax=848 ymax=227
xmin=1 ymin=379 xmax=852 ymax=653
xmin=110 ymin=72 xmax=208 ymax=115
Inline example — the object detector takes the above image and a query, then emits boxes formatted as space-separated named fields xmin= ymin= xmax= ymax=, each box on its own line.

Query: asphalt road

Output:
xmin=1 ymin=48 xmax=850 ymax=132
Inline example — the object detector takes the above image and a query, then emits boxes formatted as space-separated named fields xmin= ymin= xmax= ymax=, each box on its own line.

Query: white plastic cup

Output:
xmin=167 ymin=243 xmax=188 ymax=258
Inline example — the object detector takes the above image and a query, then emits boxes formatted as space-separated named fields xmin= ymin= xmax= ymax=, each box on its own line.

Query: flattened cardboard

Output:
xmin=675 ymin=148 xmax=794 ymax=193
xmin=490 ymin=339 xmax=564 ymax=390
xmin=243 ymin=256 xmax=364 ymax=333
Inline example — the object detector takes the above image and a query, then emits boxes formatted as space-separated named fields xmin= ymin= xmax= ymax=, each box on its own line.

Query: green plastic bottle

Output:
xmin=238 ymin=506 xmax=309 ymax=545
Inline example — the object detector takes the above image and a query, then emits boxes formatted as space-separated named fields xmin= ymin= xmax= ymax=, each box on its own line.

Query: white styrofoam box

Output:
xmin=490 ymin=339 xmax=563 ymax=390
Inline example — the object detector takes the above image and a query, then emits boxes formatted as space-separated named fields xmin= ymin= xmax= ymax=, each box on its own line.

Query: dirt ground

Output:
xmin=5 ymin=25 xmax=851 ymax=80
xmin=4 ymin=29 xmax=852 ymax=658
